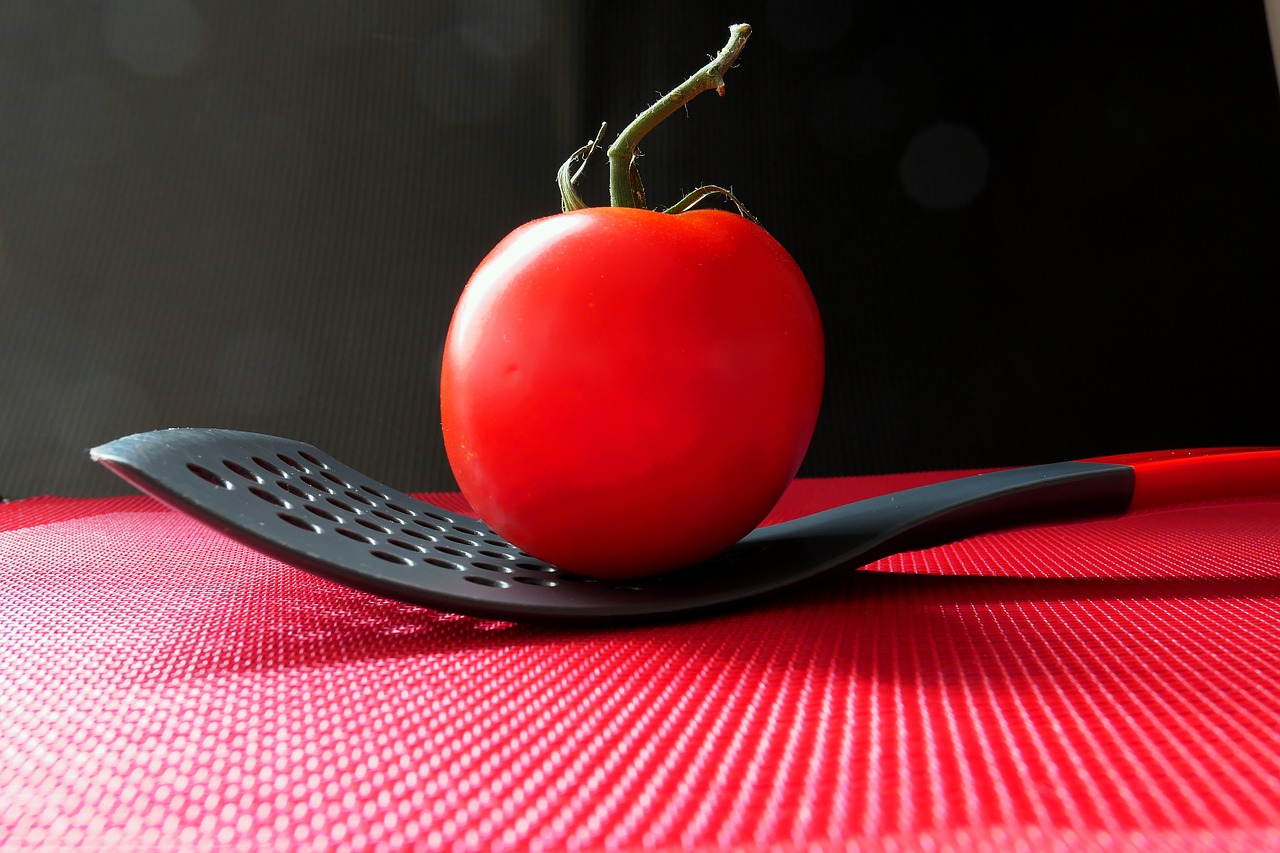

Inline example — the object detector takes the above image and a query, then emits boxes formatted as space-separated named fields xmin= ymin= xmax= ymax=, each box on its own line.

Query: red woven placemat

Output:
xmin=3 ymin=478 xmax=1280 ymax=850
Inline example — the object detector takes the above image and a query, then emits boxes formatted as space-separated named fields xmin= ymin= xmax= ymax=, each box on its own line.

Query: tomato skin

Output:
xmin=441 ymin=206 xmax=824 ymax=579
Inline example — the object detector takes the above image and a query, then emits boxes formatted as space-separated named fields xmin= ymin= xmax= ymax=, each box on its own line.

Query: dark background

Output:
xmin=3 ymin=0 xmax=1278 ymax=498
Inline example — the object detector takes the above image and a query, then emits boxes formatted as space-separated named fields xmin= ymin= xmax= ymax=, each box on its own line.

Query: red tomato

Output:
xmin=440 ymin=206 xmax=824 ymax=579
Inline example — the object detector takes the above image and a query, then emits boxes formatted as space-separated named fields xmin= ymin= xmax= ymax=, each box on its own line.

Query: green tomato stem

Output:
xmin=557 ymin=122 xmax=608 ymax=212
xmin=606 ymin=23 xmax=752 ymax=209
xmin=663 ymin=184 xmax=754 ymax=219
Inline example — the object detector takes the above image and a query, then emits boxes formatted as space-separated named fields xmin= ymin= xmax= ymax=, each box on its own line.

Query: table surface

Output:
xmin=3 ymin=474 xmax=1280 ymax=851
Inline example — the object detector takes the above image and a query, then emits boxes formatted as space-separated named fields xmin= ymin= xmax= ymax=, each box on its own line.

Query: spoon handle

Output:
xmin=765 ymin=448 xmax=1280 ymax=562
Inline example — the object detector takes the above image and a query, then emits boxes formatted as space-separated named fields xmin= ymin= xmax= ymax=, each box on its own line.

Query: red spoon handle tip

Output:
xmin=1084 ymin=448 xmax=1280 ymax=511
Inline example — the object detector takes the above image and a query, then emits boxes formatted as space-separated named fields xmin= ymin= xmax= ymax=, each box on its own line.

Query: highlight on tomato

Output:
xmin=441 ymin=25 xmax=825 ymax=579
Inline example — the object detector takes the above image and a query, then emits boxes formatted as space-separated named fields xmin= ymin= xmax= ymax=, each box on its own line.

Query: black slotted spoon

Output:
xmin=91 ymin=429 xmax=1280 ymax=624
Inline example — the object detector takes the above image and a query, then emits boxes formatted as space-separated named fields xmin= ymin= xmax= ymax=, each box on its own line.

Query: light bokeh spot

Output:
xmin=900 ymin=121 xmax=991 ymax=211
xmin=455 ymin=0 xmax=544 ymax=58
xmin=767 ymin=0 xmax=853 ymax=53
xmin=102 ymin=0 xmax=209 ymax=77
xmin=414 ymin=28 xmax=512 ymax=124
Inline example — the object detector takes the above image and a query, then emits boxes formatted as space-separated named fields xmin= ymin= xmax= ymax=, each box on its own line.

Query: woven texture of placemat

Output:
xmin=3 ymin=481 xmax=1280 ymax=850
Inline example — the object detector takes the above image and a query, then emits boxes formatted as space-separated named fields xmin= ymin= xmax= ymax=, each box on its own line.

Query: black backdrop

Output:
xmin=3 ymin=0 xmax=1278 ymax=498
